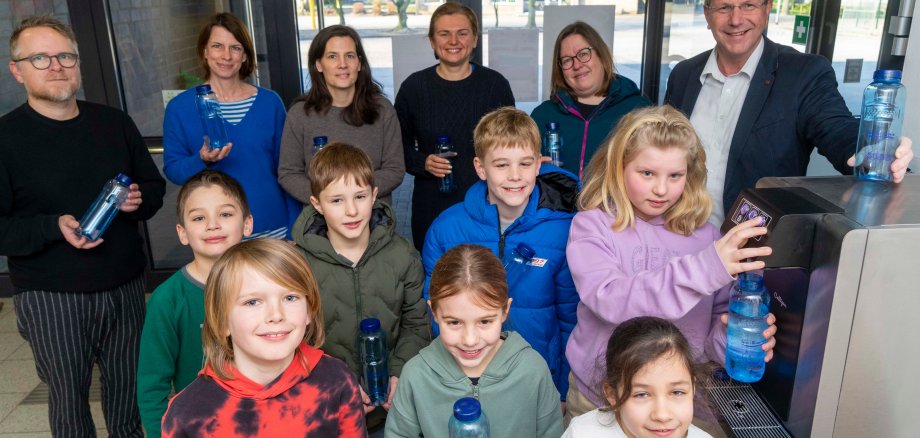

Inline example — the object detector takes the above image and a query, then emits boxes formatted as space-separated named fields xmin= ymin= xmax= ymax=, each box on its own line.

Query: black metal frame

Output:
xmin=641 ymin=0 xmax=667 ymax=103
xmin=807 ymin=0 xmax=843 ymax=62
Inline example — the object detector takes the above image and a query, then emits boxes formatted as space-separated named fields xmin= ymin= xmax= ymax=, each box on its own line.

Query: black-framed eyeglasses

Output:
xmin=559 ymin=47 xmax=593 ymax=70
xmin=705 ymin=1 xmax=768 ymax=15
xmin=12 ymin=53 xmax=79 ymax=70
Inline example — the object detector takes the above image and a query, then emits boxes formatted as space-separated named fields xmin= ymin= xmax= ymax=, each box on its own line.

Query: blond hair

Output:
xmin=473 ymin=107 xmax=541 ymax=159
xmin=203 ymin=239 xmax=325 ymax=379
xmin=10 ymin=16 xmax=78 ymax=59
xmin=309 ymin=142 xmax=375 ymax=197
xmin=578 ymin=105 xmax=710 ymax=236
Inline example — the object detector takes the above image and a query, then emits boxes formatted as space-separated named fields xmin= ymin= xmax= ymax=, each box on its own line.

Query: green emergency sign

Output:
xmin=793 ymin=15 xmax=810 ymax=45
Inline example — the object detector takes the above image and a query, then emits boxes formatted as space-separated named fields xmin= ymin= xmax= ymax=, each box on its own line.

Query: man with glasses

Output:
xmin=0 ymin=16 xmax=164 ymax=437
xmin=665 ymin=0 xmax=913 ymax=225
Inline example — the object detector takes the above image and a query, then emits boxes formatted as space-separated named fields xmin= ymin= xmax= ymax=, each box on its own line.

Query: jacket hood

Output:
xmin=462 ymin=164 xmax=579 ymax=233
xmin=292 ymin=199 xmax=396 ymax=265
xmin=419 ymin=331 xmax=532 ymax=386
xmin=552 ymin=76 xmax=643 ymax=118
xmin=202 ymin=344 xmax=323 ymax=400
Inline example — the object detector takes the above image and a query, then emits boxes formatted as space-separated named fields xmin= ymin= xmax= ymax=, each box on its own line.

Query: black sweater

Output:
xmin=394 ymin=63 xmax=515 ymax=244
xmin=0 ymin=102 xmax=165 ymax=292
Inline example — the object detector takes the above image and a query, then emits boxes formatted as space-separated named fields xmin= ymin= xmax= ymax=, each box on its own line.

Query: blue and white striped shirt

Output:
xmin=219 ymin=93 xmax=257 ymax=125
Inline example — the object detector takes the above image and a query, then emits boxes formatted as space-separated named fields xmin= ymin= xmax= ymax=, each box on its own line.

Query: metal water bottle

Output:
xmin=436 ymin=135 xmax=457 ymax=193
xmin=448 ymin=397 xmax=490 ymax=438
xmin=543 ymin=122 xmax=563 ymax=167
xmin=725 ymin=272 xmax=770 ymax=383
xmin=195 ymin=84 xmax=229 ymax=149
xmin=358 ymin=318 xmax=389 ymax=406
xmin=313 ymin=136 xmax=328 ymax=155
xmin=855 ymin=69 xmax=905 ymax=182
xmin=76 ymin=174 xmax=133 ymax=241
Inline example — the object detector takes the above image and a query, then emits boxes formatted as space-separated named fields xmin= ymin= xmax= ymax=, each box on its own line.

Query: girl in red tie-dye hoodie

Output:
xmin=161 ymin=239 xmax=367 ymax=437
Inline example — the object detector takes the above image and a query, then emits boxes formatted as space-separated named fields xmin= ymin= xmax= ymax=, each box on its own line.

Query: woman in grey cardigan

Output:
xmin=278 ymin=25 xmax=405 ymax=206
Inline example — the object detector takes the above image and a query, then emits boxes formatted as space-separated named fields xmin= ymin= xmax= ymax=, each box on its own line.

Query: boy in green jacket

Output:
xmin=292 ymin=142 xmax=430 ymax=433
xmin=137 ymin=170 xmax=252 ymax=436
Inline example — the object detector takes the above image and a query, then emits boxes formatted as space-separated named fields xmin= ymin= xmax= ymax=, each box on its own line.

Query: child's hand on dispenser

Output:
xmin=722 ymin=312 xmax=778 ymax=362
xmin=715 ymin=217 xmax=773 ymax=276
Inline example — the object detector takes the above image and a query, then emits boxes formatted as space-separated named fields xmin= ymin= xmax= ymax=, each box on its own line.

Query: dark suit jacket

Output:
xmin=665 ymin=38 xmax=856 ymax=213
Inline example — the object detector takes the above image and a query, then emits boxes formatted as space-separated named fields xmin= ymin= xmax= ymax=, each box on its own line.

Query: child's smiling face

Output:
xmin=607 ymin=353 xmax=695 ymax=438
xmin=431 ymin=291 xmax=510 ymax=377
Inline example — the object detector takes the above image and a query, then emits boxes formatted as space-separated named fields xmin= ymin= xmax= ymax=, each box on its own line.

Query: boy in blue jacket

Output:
xmin=422 ymin=107 xmax=579 ymax=407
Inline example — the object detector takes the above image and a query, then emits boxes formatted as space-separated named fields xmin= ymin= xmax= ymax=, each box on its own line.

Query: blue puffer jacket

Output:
xmin=422 ymin=164 xmax=580 ymax=399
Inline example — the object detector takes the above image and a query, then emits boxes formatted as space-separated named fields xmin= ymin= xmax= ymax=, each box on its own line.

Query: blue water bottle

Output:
xmin=436 ymin=135 xmax=457 ymax=193
xmin=313 ymin=136 xmax=328 ymax=155
xmin=76 ymin=173 xmax=133 ymax=241
xmin=543 ymin=122 xmax=563 ymax=167
xmin=448 ymin=397 xmax=490 ymax=438
xmin=502 ymin=243 xmax=535 ymax=287
xmin=725 ymin=272 xmax=770 ymax=383
xmin=358 ymin=318 xmax=389 ymax=406
xmin=195 ymin=84 xmax=229 ymax=149
xmin=855 ymin=69 xmax=905 ymax=182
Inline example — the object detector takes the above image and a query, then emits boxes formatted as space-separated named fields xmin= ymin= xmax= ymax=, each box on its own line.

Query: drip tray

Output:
xmin=705 ymin=376 xmax=791 ymax=438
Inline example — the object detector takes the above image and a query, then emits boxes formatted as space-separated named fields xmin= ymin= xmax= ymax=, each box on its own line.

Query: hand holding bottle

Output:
xmin=119 ymin=184 xmax=143 ymax=213
xmin=58 ymin=215 xmax=104 ymax=250
xmin=425 ymin=153 xmax=453 ymax=177
xmin=199 ymin=141 xmax=233 ymax=163
xmin=715 ymin=217 xmax=772 ymax=276
xmin=721 ymin=311 xmax=778 ymax=362
xmin=847 ymin=136 xmax=913 ymax=183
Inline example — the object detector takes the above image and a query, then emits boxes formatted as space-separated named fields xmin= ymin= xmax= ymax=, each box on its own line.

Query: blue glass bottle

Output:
xmin=543 ymin=122 xmax=563 ymax=167
xmin=76 ymin=174 xmax=133 ymax=241
xmin=725 ymin=272 xmax=770 ymax=383
xmin=195 ymin=84 xmax=229 ymax=149
xmin=313 ymin=136 xmax=328 ymax=155
xmin=436 ymin=135 xmax=457 ymax=193
xmin=502 ymin=243 xmax=535 ymax=288
xmin=358 ymin=318 xmax=389 ymax=406
xmin=448 ymin=397 xmax=490 ymax=438
xmin=855 ymin=69 xmax=905 ymax=182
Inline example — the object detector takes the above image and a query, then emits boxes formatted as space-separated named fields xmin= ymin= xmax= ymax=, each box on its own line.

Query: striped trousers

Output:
xmin=14 ymin=276 xmax=146 ymax=438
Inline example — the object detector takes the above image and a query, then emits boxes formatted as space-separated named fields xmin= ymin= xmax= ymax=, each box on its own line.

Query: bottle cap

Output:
xmin=737 ymin=272 xmax=765 ymax=292
xmin=453 ymin=397 xmax=482 ymax=422
xmin=873 ymin=69 xmax=902 ymax=82
xmin=436 ymin=135 xmax=450 ymax=144
xmin=313 ymin=136 xmax=328 ymax=146
xmin=360 ymin=318 xmax=381 ymax=333
xmin=545 ymin=122 xmax=559 ymax=131
xmin=115 ymin=173 xmax=133 ymax=186
xmin=515 ymin=243 xmax=536 ymax=260
xmin=195 ymin=84 xmax=212 ymax=95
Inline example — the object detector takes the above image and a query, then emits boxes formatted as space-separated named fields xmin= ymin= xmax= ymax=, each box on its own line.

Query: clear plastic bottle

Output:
xmin=76 ymin=173 xmax=133 ymax=241
xmin=543 ymin=122 xmax=563 ymax=167
xmin=448 ymin=397 xmax=490 ymax=438
xmin=725 ymin=272 xmax=770 ymax=383
xmin=195 ymin=84 xmax=230 ymax=149
xmin=312 ymin=136 xmax=328 ymax=155
xmin=502 ymin=243 xmax=535 ymax=287
xmin=436 ymin=135 xmax=457 ymax=193
xmin=855 ymin=69 xmax=905 ymax=182
xmin=358 ymin=318 xmax=389 ymax=406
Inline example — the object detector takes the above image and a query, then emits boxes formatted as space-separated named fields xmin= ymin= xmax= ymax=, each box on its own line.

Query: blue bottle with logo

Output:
xmin=436 ymin=135 xmax=457 ymax=193
xmin=855 ymin=69 xmax=905 ymax=182
xmin=543 ymin=122 xmax=563 ymax=167
xmin=725 ymin=272 xmax=770 ymax=383
xmin=502 ymin=243 xmax=536 ymax=288
xmin=195 ymin=84 xmax=229 ymax=149
xmin=313 ymin=136 xmax=328 ymax=155
xmin=76 ymin=173 xmax=133 ymax=241
xmin=358 ymin=318 xmax=389 ymax=406
xmin=448 ymin=397 xmax=490 ymax=438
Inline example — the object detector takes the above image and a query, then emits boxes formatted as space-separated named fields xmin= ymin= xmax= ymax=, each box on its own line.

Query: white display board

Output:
xmin=487 ymin=28 xmax=540 ymax=102
xmin=542 ymin=6 xmax=617 ymax=99
xmin=392 ymin=34 xmax=438 ymax=97
xmin=902 ymin=17 xmax=919 ymax=171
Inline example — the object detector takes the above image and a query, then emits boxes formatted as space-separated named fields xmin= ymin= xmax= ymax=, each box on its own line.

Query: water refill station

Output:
xmin=708 ymin=175 xmax=920 ymax=438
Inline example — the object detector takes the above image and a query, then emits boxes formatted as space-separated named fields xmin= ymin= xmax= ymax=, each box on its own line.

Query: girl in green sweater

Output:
xmin=386 ymin=244 xmax=563 ymax=437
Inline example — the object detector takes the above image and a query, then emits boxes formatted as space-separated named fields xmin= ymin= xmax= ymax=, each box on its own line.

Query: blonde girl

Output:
xmin=162 ymin=239 xmax=367 ymax=437
xmin=564 ymin=105 xmax=777 ymax=420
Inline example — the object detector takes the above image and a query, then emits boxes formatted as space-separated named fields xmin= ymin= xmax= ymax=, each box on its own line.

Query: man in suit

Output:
xmin=665 ymin=0 xmax=913 ymax=224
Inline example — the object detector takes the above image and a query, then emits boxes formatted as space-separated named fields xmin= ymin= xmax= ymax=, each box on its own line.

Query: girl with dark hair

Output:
xmin=531 ymin=21 xmax=649 ymax=179
xmin=164 ymin=12 xmax=297 ymax=239
xmin=278 ymin=25 xmax=405 ymax=207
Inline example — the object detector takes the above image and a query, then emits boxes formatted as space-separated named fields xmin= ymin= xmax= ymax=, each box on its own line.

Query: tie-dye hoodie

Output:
xmin=161 ymin=344 xmax=367 ymax=437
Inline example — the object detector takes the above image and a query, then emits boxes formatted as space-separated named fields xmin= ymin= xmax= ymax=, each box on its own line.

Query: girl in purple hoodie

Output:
xmin=563 ymin=105 xmax=778 ymax=421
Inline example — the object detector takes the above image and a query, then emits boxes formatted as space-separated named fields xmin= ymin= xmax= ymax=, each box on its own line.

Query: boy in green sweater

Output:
xmin=137 ymin=170 xmax=253 ymax=436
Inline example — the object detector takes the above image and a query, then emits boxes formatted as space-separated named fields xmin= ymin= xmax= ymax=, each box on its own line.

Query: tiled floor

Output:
xmin=0 ymin=298 xmax=109 ymax=437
